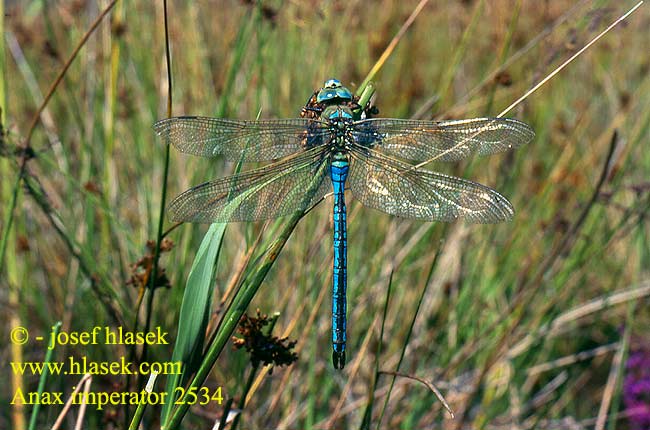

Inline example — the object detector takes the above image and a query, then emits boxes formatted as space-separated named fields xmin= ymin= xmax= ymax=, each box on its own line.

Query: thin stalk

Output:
xmin=217 ymin=398 xmax=235 ymax=430
xmin=377 ymin=371 xmax=453 ymax=418
xmin=141 ymin=0 xmax=174 ymax=371
xmin=230 ymin=364 xmax=258 ymax=430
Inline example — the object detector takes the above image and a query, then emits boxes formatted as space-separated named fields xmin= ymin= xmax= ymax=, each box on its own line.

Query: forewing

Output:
xmin=153 ymin=116 xmax=330 ymax=162
xmin=348 ymin=146 xmax=514 ymax=223
xmin=351 ymin=117 xmax=534 ymax=162
xmin=168 ymin=147 xmax=330 ymax=222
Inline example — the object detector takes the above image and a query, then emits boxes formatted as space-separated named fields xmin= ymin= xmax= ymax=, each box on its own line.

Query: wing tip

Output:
xmin=166 ymin=186 xmax=213 ymax=224
xmin=486 ymin=195 xmax=515 ymax=224
xmin=151 ymin=119 xmax=168 ymax=135
xmin=485 ymin=117 xmax=535 ymax=142
xmin=166 ymin=202 xmax=190 ymax=223
xmin=507 ymin=117 xmax=536 ymax=144
xmin=462 ymin=188 xmax=515 ymax=224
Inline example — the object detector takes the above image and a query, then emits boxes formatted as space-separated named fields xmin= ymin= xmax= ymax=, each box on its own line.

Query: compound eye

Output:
xmin=324 ymin=78 xmax=341 ymax=89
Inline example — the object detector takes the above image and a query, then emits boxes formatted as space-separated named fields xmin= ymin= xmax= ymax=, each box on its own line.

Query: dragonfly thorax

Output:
xmin=322 ymin=105 xmax=354 ymax=152
xmin=321 ymin=105 xmax=353 ymax=121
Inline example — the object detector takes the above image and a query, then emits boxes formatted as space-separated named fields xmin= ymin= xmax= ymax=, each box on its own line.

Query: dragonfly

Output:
xmin=153 ymin=79 xmax=535 ymax=369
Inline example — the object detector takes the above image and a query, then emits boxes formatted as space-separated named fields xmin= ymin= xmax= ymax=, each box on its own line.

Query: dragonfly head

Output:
xmin=317 ymin=78 xmax=353 ymax=103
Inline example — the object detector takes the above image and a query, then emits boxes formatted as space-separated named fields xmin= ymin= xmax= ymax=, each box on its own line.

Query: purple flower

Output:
xmin=624 ymin=347 xmax=650 ymax=430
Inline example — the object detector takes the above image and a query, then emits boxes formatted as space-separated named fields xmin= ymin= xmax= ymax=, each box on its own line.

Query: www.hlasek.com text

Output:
xmin=11 ymin=356 xmax=182 ymax=376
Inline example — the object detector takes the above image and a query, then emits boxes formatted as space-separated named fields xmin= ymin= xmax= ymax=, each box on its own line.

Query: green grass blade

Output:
xmin=27 ymin=322 xmax=61 ymax=430
xmin=160 ymin=223 xmax=226 ymax=426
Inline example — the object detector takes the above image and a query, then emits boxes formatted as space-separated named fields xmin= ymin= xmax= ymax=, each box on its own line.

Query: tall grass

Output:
xmin=1 ymin=1 xmax=649 ymax=429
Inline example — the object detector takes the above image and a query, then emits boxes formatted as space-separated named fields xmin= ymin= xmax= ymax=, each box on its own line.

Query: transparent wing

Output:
xmin=153 ymin=116 xmax=330 ymax=162
xmin=351 ymin=117 xmax=534 ymax=162
xmin=348 ymin=145 xmax=514 ymax=223
xmin=168 ymin=147 xmax=330 ymax=222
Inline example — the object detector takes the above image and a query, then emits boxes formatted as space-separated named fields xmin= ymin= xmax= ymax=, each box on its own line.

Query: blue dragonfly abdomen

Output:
xmin=330 ymin=154 xmax=349 ymax=369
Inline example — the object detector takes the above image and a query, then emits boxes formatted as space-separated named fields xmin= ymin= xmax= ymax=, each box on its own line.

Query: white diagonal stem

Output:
xmin=410 ymin=1 xmax=644 ymax=172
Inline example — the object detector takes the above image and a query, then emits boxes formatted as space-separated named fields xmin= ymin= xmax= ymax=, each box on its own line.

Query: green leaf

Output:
xmin=161 ymin=223 xmax=226 ymax=426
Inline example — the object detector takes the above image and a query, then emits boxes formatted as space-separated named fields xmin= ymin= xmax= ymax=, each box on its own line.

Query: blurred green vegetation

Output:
xmin=1 ymin=1 xmax=649 ymax=429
